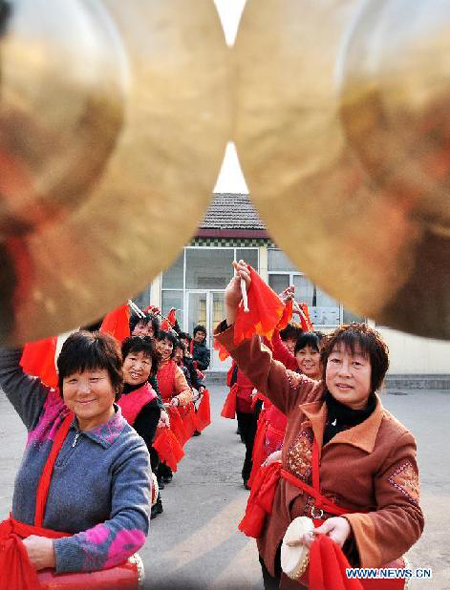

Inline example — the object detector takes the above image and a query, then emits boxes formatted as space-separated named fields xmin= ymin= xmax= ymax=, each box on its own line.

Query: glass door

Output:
xmin=187 ymin=292 xmax=208 ymax=336
xmin=186 ymin=290 xmax=231 ymax=371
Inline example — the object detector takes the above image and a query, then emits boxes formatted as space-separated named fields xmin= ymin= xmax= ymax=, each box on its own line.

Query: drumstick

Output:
xmin=241 ymin=278 xmax=249 ymax=312
xmin=128 ymin=299 xmax=146 ymax=318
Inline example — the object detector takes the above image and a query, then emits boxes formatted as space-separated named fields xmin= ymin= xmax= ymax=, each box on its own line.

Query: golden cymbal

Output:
xmin=1 ymin=0 xmax=231 ymax=346
xmin=0 ymin=0 xmax=125 ymax=234
xmin=234 ymin=0 xmax=450 ymax=339
xmin=339 ymin=0 xmax=450 ymax=228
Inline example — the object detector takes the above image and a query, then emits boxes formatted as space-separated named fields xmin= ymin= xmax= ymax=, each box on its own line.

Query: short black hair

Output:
xmin=279 ymin=322 xmax=302 ymax=342
xmin=294 ymin=331 xmax=323 ymax=355
xmin=320 ymin=323 xmax=389 ymax=393
xmin=57 ymin=331 xmax=123 ymax=400
xmin=121 ymin=336 xmax=160 ymax=378
xmin=129 ymin=312 xmax=160 ymax=338
xmin=178 ymin=332 xmax=192 ymax=343
xmin=155 ymin=330 xmax=177 ymax=358
xmin=193 ymin=325 xmax=207 ymax=336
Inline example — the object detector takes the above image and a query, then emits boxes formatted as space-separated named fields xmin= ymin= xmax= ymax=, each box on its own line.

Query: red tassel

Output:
xmin=299 ymin=302 xmax=314 ymax=332
xmin=196 ymin=389 xmax=211 ymax=432
xmin=309 ymin=535 xmax=363 ymax=590
xmin=167 ymin=308 xmax=177 ymax=327
xmin=238 ymin=462 xmax=281 ymax=538
xmin=153 ymin=428 xmax=184 ymax=472
xmin=234 ymin=266 xmax=285 ymax=345
xmin=160 ymin=319 xmax=171 ymax=332
xmin=20 ymin=337 xmax=58 ymax=388
xmin=221 ymin=383 xmax=238 ymax=419
xmin=277 ymin=299 xmax=293 ymax=330
xmin=214 ymin=338 xmax=231 ymax=361
xmin=166 ymin=406 xmax=188 ymax=446
xmin=178 ymin=402 xmax=197 ymax=440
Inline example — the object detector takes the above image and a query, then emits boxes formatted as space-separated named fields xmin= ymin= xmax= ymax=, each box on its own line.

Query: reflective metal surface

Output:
xmin=1 ymin=0 xmax=231 ymax=345
xmin=234 ymin=0 xmax=450 ymax=339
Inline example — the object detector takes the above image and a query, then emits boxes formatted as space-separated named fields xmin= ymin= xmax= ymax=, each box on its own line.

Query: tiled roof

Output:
xmin=199 ymin=193 xmax=266 ymax=230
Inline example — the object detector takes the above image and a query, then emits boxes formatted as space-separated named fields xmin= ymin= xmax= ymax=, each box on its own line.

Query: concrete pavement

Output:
xmin=1 ymin=384 xmax=449 ymax=589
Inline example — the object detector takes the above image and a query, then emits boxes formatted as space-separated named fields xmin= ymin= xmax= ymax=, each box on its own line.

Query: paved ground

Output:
xmin=1 ymin=384 xmax=449 ymax=589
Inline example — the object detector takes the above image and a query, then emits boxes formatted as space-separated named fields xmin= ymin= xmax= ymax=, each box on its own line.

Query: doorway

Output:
xmin=186 ymin=291 xmax=231 ymax=371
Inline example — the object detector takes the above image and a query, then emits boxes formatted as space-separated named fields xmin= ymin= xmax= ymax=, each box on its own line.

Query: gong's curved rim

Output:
xmin=233 ymin=0 xmax=450 ymax=340
xmin=3 ymin=0 xmax=231 ymax=346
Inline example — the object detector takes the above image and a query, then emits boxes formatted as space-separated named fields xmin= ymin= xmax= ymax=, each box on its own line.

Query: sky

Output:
xmin=212 ymin=0 xmax=249 ymax=194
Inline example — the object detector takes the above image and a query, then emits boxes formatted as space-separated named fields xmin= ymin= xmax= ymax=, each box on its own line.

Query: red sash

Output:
xmin=247 ymin=409 xmax=270 ymax=488
xmin=239 ymin=438 xmax=350 ymax=538
xmin=0 ymin=413 xmax=73 ymax=590
xmin=239 ymin=438 xmax=408 ymax=589
xmin=221 ymin=383 xmax=238 ymax=419
xmin=1 ymin=410 xmax=143 ymax=590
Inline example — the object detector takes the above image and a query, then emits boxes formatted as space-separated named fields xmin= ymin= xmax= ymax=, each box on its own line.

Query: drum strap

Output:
xmin=282 ymin=438 xmax=350 ymax=525
xmin=0 ymin=413 xmax=73 ymax=590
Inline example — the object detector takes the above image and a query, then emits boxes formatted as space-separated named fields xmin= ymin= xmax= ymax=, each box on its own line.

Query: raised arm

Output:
xmin=216 ymin=261 xmax=319 ymax=415
xmin=271 ymin=328 xmax=297 ymax=371
xmin=0 ymin=348 xmax=52 ymax=431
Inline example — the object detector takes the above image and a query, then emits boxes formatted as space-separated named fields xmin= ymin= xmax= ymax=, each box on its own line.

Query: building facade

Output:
xmin=135 ymin=194 xmax=450 ymax=380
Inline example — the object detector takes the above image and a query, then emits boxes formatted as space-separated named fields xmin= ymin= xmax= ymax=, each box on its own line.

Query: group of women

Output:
xmin=218 ymin=261 xmax=424 ymax=589
xmin=0 ymin=311 xmax=208 ymax=589
xmin=125 ymin=313 xmax=209 ymax=517
xmin=0 ymin=258 xmax=425 ymax=589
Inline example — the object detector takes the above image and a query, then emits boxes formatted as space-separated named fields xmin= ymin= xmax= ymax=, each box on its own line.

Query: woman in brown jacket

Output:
xmin=215 ymin=261 xmax=424 ymax=589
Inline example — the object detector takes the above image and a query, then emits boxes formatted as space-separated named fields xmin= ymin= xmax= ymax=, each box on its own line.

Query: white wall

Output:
xmin=378 ymin=326 xmax=450 ymax=374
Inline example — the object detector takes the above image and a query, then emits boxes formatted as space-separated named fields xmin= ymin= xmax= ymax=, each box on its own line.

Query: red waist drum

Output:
xmin=37 ymin=554 xmax=144 ymax=590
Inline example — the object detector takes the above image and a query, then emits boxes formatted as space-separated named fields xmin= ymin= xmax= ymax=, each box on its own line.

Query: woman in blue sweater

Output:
xmin=0 ymin=330 xmax=151 ymax=586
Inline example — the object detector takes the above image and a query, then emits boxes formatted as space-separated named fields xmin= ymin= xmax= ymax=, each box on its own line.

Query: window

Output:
xmin=186 ymin=249 xmax=234 ymax=290
xmin=160 ymin=246 xmax=260 ymax=338
xmin=293 ymin=275 xmax=340 ymax=326
xmin=132 ymin=286 xmax=151 ymax=310
xmin=268 ymin=248 xmax=364 ymax=328
xmin=236 ymin=248 xmax=259 ymax=269
xmin=268 ymin=249 xmax=296 ymax=271
xmin=161 ymin=290 xmax=184 ymax=327
xmin=268 ymin=274 xmax=290 ymax=295
xmin=162 ymin=252 xmax=184 ymax=289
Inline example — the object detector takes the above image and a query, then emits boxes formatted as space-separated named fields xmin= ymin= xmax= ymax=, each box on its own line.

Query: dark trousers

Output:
xmin=259 ymin=546 xmax=282 ymax=590
xmin=236 ymin=405 xmax=260 ymax=483
xmin=149 ymin=446 xmax=160 ymax=472
xmin=157 ymin=461 xmax=172 ymax=480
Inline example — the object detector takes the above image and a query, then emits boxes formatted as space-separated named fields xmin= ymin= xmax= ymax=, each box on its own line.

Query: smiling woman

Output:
xmin=215 ymin=261 xmax=424 ymax=589
xmin=0 ymin=331 xmax=151 ymax=589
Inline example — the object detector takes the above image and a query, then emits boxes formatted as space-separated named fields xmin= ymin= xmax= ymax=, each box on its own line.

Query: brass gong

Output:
xmin=0 ymin=0 xmax=231 ymax=346
xmin=234 ymin=0 xmax=450 ymax=339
